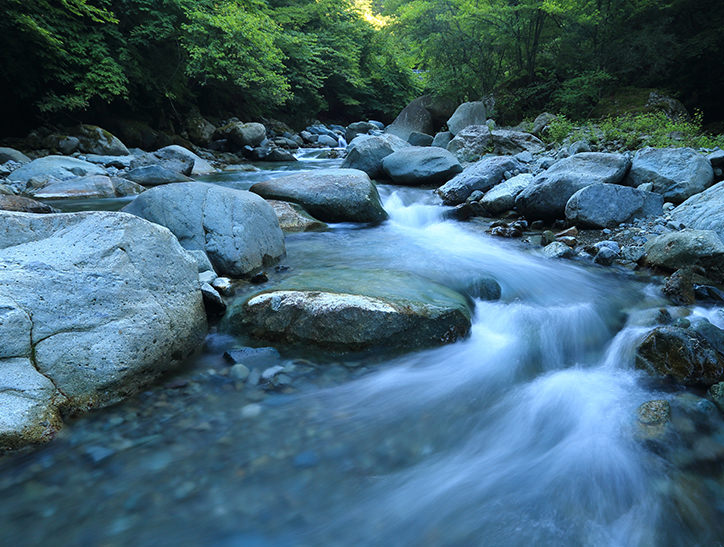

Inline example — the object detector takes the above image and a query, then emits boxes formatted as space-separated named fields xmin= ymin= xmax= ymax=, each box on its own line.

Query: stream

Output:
xmin=2 ymin=150 xmax=724 ymax=546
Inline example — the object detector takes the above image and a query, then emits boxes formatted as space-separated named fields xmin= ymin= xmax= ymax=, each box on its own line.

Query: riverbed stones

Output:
xmin=481 ymin=173 xmax=534 ymax=215
xmin=124 ymin=182 xmax=285 ymax=277
xmin=342 ymin=134 xmax=409 ymax=178
xmin=542 ymin=241 xmax=576 ymax=259
xmin=645 ymin=229 xmax=724 ymax=281
xmin=447 ymin=102 xmax=487 ymax=135
xmin=0 ymin=211 xmax=207 ymax=448
xmin=437 ymin=156 xmax=522 ymax=205
xmin=627 ymin=147 xmax=714 ymax=203
xmin=635 ymin=324 xmax=724 ymax=385
xmin=565 ymin=183 xmax=664 ymax=228
xmin=267 ymin=200 xmax=327 ymax=233
xmin=250 ymin=169 xmax=387 ymax=223
xmin=230 ymin=269 xmax=473 ymax=352
xmin=31 ymin=175 xmax=143 ymax=200
xmin=669 ymin=181 xmax=724 ymax=240
xmin=490 ymin=130 xmax=544 ymax=155
xmin=7 ymin=156 xmax=106 ymax=186
xmin=381 ymin=146 xmax=462 ymax=185
xmin=515 ymin=152 xmax=631 ymax=221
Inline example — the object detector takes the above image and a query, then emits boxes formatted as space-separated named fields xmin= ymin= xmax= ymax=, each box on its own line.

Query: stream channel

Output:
xmin=2 ymin=149 xmax=724 ymax=546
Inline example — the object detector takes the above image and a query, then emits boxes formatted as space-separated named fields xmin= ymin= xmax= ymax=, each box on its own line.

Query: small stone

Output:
xmin=199 ymin=270 xmax=217 ymax=285
xmin=466 ymin=190 xmax=485 ymax=202
xmin=638 ymin=400 xmax=671 ymax=426
xmin=555 ymin=226 xmax=578 ymax=237
xmin=543 ymin=241 xmax=575 ymax=259
xmin=229 ymin=363 xmax=250 ymax=381
xmin=594 ymin=246 xmax=617 ymax=266
xmin=211 ymin=277 xmax=233 ymax=296
xmin=240 ymin=403 xmax=262 ymax=418
xmin=250 ymin=272 xmax=268 ymax=284
xmin=246 ymin=369 xmax=261 ymax=386
xmin=261 ymin=365 xmax=285 ymax=381
xmin=557 ymin=236 xmax=577 ymax=247
xmin=541 ymin=230 xmax=556 ymax=245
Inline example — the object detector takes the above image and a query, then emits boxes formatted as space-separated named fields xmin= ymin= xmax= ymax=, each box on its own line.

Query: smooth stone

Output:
xmin=446 ymin=125 xmax=491 ymax=163
xmin=437 ymin=156 xmax=522 ymax=205
xmin=447 ymin=101 xmax=487 ymax=136
xmin=342 ymin=134 xmax=410 ymax=178
xmin=565 ymin=183 xmax=664 ymax=228
xmin=154 ymin=145 xmax=215 ymax=175
xmin=125 ymin=165 xmax=193 ymax=186
xmin=645 ymin=229 xmax=724 ymax=281
xmin=0 ymin=195 xmax=58 ymax=214
xmin=381 ymin=147 xmax=462 ymax=185
xmin=481 ymin=173 xmax=534 ymax=215
xmin=0 ymin=147 xmax=31 ymax=164
xmin=670 ymin=181 xmax=724 ymax=241
xmin=8 ymin=156 xmax=106 ymax=186
xmin=31 ymin=175 xmax=143 ymax=200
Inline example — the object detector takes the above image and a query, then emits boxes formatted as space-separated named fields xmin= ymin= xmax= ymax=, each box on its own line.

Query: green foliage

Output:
xmin=546 ymin=112 xmax=724 ymax=150
xmin=552 ymin=70 xmax=615 ymax=119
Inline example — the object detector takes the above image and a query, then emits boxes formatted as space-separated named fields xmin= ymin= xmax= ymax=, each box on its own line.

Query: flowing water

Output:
xmin=2 ymin=150 xmax=724 ymax=545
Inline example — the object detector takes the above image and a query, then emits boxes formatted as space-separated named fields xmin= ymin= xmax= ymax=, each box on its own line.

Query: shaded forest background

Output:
xmin=1 ymin=0 xmax=722 ymax=135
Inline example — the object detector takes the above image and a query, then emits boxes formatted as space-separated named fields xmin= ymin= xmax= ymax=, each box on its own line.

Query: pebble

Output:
xmin=230 ymin=364 xmax=250 ymax=381
xmin=261 ymin=365 xmax=285 ymax=381
xmin=247 ymin=369 xmax=261 ymax=386
xmin=240 ymin=404 xmax=262 ymax=418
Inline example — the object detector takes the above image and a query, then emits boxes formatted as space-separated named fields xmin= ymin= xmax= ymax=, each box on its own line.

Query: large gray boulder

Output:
xmin=0 ymin=147 xmax=30 ymax=164
xmin=342 ymin=134 xmax=410 ymax=178
xmin=515 ymin=153 xmax=630 ymax=220
xmin=490 ymin=130 xmax=544 ymax=155
xmin=124 ymin=182 xmax=284 ymax=277
xmin=565 ymin=183 xmax=663 ymax=228
xmin=227 ymin=268 xmax=474 ymax=352
xmin=447 ymin=102 xmax=487 ymax=136
xmin=437 ymin=156 xmax=522 ymax=205
xmin=215 ymin=121 xmax=267 ymax=148
xmin=481 ymin=173 xmax=534 ymax=215
xmin=250 ymin=169 xmax=387 ymax=223
xmin=645 ymin=229 xmax=724 ymax=281
xmin=381 ymin=146 xmax=462 ymax=185
xmin=447 ymin=126 xmax=491 ymax=163
xmin=31 ymin=175 xmax=143 ymax=200
xmin=345 ymin=121 xmax=377 ymax=143
xmin=0 ymin=211 xmax=207 ymax=448
xmin=154 ymin=145 xmax=215 ymax=175
xmin=386 ymin=96 xmax=456 ymax=140
xmin=75 ymin=125 xmax=129 ymax=156
xmin=670 ymin=181 xmax=724 ymax=240
xmin=125 ymin=165 xmax=193 ymax=186
xmin=627 ymin=147 xmax=714 ymax=203
xmin=8 ymin=156 xmax=106 ymax=186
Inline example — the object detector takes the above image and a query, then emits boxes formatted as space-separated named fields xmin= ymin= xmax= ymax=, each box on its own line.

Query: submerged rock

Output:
xmin=228 ymin=269 xmax=474 ymax=352
xmin=0 ymin=211 xmax=207 ymax=448
xmin=250 ymin=169 xmax=387 ymax=223
xmin=124 ymin=182 xmax=284 ymax=277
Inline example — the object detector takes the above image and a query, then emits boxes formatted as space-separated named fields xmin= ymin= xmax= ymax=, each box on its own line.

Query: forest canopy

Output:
xmin=0 ymin=0 xmax=722 ymax=133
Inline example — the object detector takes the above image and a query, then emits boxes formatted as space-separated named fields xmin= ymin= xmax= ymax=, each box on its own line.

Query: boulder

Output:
xmin=109 ymin=119 xmax=172 ymax=150
xmin=215 ymin=122 xmax=267 ymax=148
xmin=531 ymin=113 xmax=557 ymax=136
xmin=481 ymin=173 xmax=534 ymax=215
xmin=185 ymin=113 xmax=216 ymax=146
xmin=83 ymin=154 xmax=134 ymax=169
xmin=447 ymin=102 xmax=488 ymax=135
xmin=432 ymin=131 xmax=453 ymax=149
xmin=645 ymin=229 xmax=724 ymax=281
xmin=123 ymin=182 xmax=285 ymax=277
xmin=154 ymin=145 xmax=215 ymax=175
xmin=635 ymin=323 xmax=724 ymax=385
xmin=490 ymin=130 xmax=544 ymax=155
xmin=0 ymin=195 xmax=57 ymax=214
xmin=627 ymin=147 xmax=713 ymax=203
xmin=316 ymin=135 xmax=339 ymax=148
xmin=7 ymin=156 xmax=106 ymax=187
xmin=669 ymin=181 xmax=724 ymax=240
xmin=516 ymin=153 xmax=631 ymax=221
xmin=646 ymin=91 xmax=690 ymax=122
xmin=381 ymin=146 xmax=462 ymax=185
xmin=31 ymin=175 xmax=143 ymax=200
xmin=565 ymin=183 xmax=664 ymax=228
xmin=0 ymin=211 xmax=207 ymax=448
xmin=0 ymin=147 xmax=30 ymax=164
xmin=385 ymin=95 xmax=455 ymax=140
xmin=75 ymin=125 xmax=129 ymax=156
xmin=408 ymin=132 xmax=433 ymax=147
xmin=251 ymin=169 xmax=387 ymax=223
xmin=447 ymin=126 xmax=491 ymax=163
xmin=125 ymin=165 xmax=193 ymax=186
xmin=342 ymin=134 xmax=409 ymax=178
xmin=228 ymin=268 xmax=473 ymax=352
xmin=267 ymin=200 xmax=328 ymax=233
xmin=437 ymin=156 xmax=522 ymax=205
xmin=345 ymin=121 xmax=377 ymax=143
xmin=707 ymin=150 xmax=724 ymax=169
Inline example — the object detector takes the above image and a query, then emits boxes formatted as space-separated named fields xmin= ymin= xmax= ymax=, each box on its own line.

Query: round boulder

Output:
xmin=565 ymin=183 xmax=663 ymax=228
xmin=382 ymin=146 xmax=462 ymax=185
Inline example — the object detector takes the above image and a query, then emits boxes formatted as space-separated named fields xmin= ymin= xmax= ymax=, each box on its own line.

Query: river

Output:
xmin=1 ymin=150 xmax=723 ymax=546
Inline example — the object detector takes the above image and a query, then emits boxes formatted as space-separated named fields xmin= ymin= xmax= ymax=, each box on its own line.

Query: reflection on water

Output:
xmin=4 ymin=151 xmax=724 ymax=546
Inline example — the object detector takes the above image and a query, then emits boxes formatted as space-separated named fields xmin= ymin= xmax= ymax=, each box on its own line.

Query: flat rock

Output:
xmin=124 ymin=182 xmax=285 ymax=277
xmin=481 ymin=173 xmax=534 ymax=215
xmin=228 ymin=269 xmax=473 ymax=352
xmin=125 ymin=165 xmax=193 ymax=186
xmin=627 ymin=147 xmax=713 ymax=203
xmin=250 ymin=169 xmax=387 ymax=223
xmin=0 ymin=195 xmax=58 ymax=214
xmin=565 ymin=183 xmax=663 ymax=228
xmin=8 ymin=156 xmax=106 ymax=186
xmin=381 ymin=146 xmax=462 ymax=185
xmin=32 ymin=175 xmax=143 ymax=200
xmin=437 ymin=156 xmax=522 ymax=205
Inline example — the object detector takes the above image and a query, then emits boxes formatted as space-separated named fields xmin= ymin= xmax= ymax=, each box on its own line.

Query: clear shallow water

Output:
xmin=7 ymin=152 xmax=724 ymax=545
